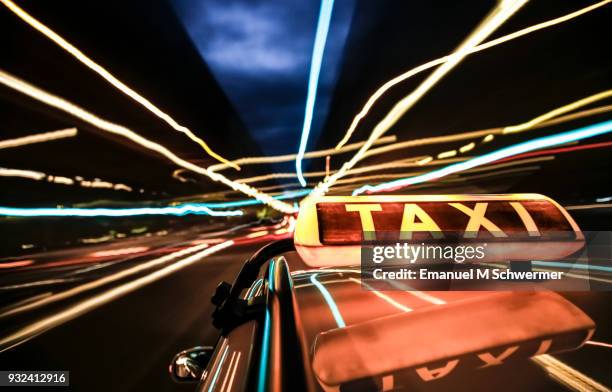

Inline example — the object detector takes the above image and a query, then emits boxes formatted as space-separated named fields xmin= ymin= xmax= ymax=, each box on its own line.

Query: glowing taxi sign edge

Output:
xmin=295 ymin=194 xmax=580 ymax=248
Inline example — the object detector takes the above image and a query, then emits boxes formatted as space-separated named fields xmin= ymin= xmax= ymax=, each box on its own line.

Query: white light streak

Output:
xmin=0 ymin=0 xmax=237 ymax=169
xmin=0 ymin=128 xmax=77 ymax=149
xmin=0 ymin=69 xmax=296 ymax=213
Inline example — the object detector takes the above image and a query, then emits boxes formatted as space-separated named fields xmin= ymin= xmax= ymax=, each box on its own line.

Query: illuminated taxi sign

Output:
xmin=294 ymin=194 xmax=583 ymax=267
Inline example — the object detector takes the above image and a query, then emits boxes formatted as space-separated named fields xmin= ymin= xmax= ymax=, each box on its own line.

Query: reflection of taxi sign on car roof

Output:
xmin=295 ymin=194 xmax=583 ymax=267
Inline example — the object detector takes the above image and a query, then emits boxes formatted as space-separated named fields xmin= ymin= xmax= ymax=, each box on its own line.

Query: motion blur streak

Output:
xmin=0 ymin=127 xmax=76 ymax=149
xmin=586 ymin=340 xmax=612 ymax=349
xmin=493 ymin=141 xmax=612 ymax=164
xmin=0 ymin=241 xmax=234 ymax=352
xmin=88 ymin=247 xmax=150 ymax=258
xmin=359 ymin=93 xmax=612 ymax=170
xmin=310 ymin=0 xmax=527 ymax=199
xmin=532 ymin=354 xmax=611 ymax=391
xmin=296 ymin=0 xmax=335 ymax=186
xmin=208 ymin=135 xmax=396 ymax=172
xmin=0 ymin=0 xmax=237 ymax=169
xmin=310 ymin=274 xmax=346 ymax=328
xmin=0 ymin=69 xmax=296 ymax=213
xmin=353 ymin=119 xmax=612 ymax=195
xmin=0 ymin=205 xmax=243 ymax=217
xmin=1 ymin=167 xmax=134 ymax=192
xmin=503 ymin=90 xmax=612 ymax=134
xmin=348 ymin=277 xmax=412 ymax=312
xmin=235 ymin=156 xmax=466 ymax=184
xmin=0 ymin=167 xmax=45 ymax=180
xmin=361 ymin=103 xmax=612 ymax=161
xmin=565 ymin=203 xmax=612 ymax=211
xmin=0 ymin=242 xmax=211 ymax=319
xmin=334 ymin=0 xmax=611 ymax=149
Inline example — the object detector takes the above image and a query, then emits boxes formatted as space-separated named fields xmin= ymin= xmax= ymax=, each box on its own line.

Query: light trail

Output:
xmin=0 ymin=128 xmax=77 ymax=149
xmin=223 ymin=98 xmax=612 ymax=192
xmin=586 ymin=340 xmax=612 ymax=349
xmin=1 ymin=166 xmax=134 ymax=192
xmin=362 ymin=103 xmax=612 ymax=161
xmin=0 ymin=205 xmax=243 ymax=217
xmin=334 ymin=0 xmax=611 ymax=149
xmin=0 ymin=69 xmax=296 ymax=213
xmin=532 ymin=354 xmax=611 ymax=392
xmin=348 ymin=277 xmax=412 ymax=312
xmin=327 ymin=164 xmax=542 ymax=195
xmin=0 ymin=167 xmax=45 ymax=181
xmin=504 ymin=90 xmax=612 ymax=134
xmin=309 ymin=0 xmax=528 ymax=200
xmin=349 ymin=92 xmax=612 ymax=185
xmin=0 ymin=240 xmax=233 ymax=352
xmin=531 ymin=261 xmax=612 ymax=274
xmin=235 ymin=156 xmax=465 ymax=185
xmin=207 ymin=135 xmax=397 ymax=173
xmin=0 ymin=0 xmax=237 ymax=169
xmin=296 ymin=0 xmax=336 ymax=186
xmin=565 ymin=203 xmax=612 ymax=211
xmin=310 ymin=273 xmax=346 ymax=328
xmin=353 ymin=119 xmax=612 ymax=195
xmin=189 ymin=189 xmax=310 ymax=209
xmin=320 ymin=91 xmax=612 ymax=197
xmin=493 ymin=140 xmax=612 ymax=164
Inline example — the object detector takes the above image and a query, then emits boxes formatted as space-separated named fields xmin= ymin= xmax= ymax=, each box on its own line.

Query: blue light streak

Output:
xmin=257 ymin=259 xmax=276 ymax=392
xmin=353 ymin=119 xmax=612 ymax=195
xmin=310 ymin=273 xmax=346 ymax=328
xmin=0 ymin=205 xmax=243 ymax=217
xmin=193 ymin=189 xmax=310 ymax=209
xmin=296 ymin=0 xmax=335 ymax=187
xmin=208 ymin=344 xmax=229 ymax=392
xmin=0 ymin=189 xmax=311 ymax=218
xmin=532 ymin=261 xmax=612 ymax=273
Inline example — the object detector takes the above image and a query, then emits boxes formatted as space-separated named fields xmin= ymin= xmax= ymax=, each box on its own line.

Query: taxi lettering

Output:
xmin=414 ymin=339 xmax=552 ymax=382
xmin=344 ymin=202 xmax=537 ymax=240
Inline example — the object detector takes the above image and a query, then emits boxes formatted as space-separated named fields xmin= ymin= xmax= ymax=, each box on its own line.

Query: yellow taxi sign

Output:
xmin=294 ymin=194 xmax=583 ymax=267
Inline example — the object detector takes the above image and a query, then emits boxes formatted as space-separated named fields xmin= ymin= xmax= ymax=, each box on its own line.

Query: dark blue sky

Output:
xmin=171 ymin=0 xmax=355 ymax=161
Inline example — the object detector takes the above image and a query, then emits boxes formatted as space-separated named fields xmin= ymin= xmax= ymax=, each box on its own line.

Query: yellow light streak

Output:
xmin=531 ymin=104 xmax=612 ymax=129
xmin=503 ymin=90 xmax=612 ymax=133
xmin=49 ymin=176 xmax=74 ymax=185
xmin=236 ymin=156 xmax=466 ymax=185
xmin=0 ymin=167 xmax=45 ymax=181
xmin=0 ymin=128 xmax=77 ymax=149
xmin=437 ymin=150 xmax=457 ymax=159
xmin=207 ymin=135 xmax=397 ymax=172
xmin=311 ymin=92 xmax=611 ymax=198
xmin=532 ymin=354 xmax=610 ymax=392
xmin=329 ymin=158 xmax=549 ymax=192
xmin=417 ymin=156 xmax=433 ymax=165
xmin=1 ymin=166 xmax=134 ymax=192
xmin=0 ymin=69 xmax=295 ymax=213
xmin=310 ymin=0 xmax=527 ymax=200
xmin=459 ymin=142 xmax=475 ymax=153
xmin=0 ymin=0 xmax=237 ymax=169
xmin=565 ymin=203 xmax=612 ymax=211
xmin=0 ymin=241 xmax=234 ymax=352
xmin=335 ymin=0 xmax=611 ymax=149
xmin=360 ymin=98 xmax=612 ymax=163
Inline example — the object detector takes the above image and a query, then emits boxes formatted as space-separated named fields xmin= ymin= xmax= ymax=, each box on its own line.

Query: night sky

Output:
xmin=171 ymin=0 xmax=356 ymax=159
